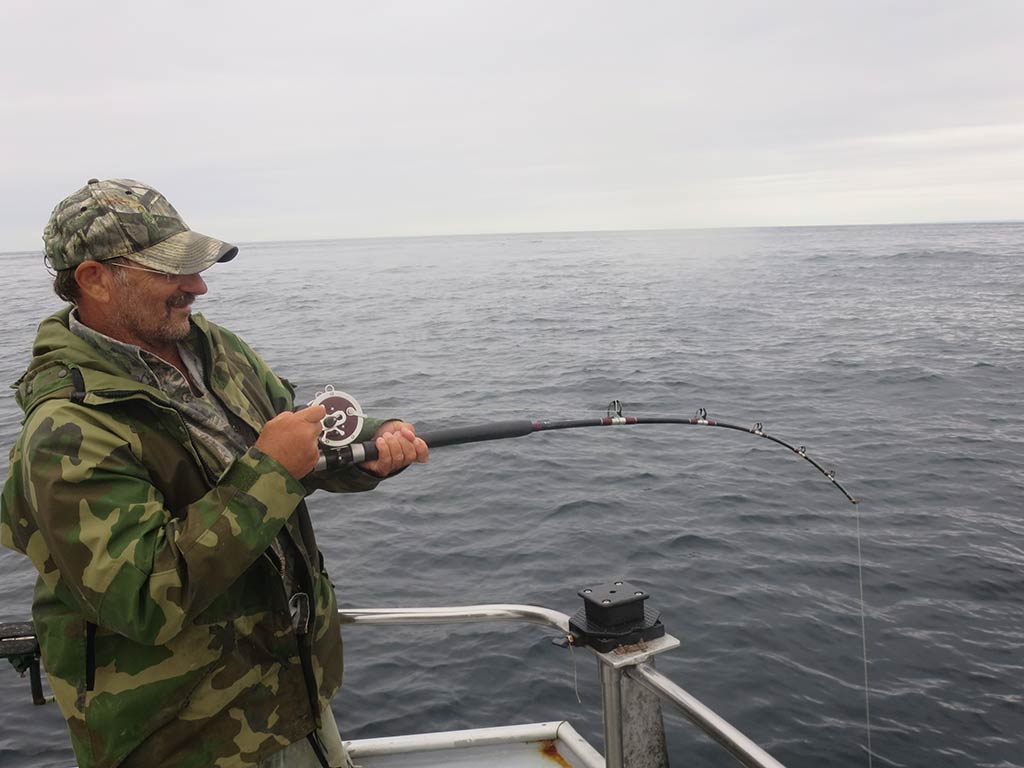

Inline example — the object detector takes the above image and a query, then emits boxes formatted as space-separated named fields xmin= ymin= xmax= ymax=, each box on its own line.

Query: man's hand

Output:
xmin=360 ymin=421 xmax=429 ymax=477
xmin=254 ymin=405 xmax=327 ymax=479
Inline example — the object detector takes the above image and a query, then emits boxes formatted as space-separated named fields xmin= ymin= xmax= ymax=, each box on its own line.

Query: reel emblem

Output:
xmin=308 ymin=386 xmax=365 ymax=449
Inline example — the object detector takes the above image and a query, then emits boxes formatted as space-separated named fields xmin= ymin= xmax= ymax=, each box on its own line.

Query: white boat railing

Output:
xmin=339 ymin=603 xmax=787 ymax=768
xmin=340 ymin=603 xmax=571 ymax=632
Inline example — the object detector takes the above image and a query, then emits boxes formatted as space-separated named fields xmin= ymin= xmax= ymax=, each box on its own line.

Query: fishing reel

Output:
xmin=308 ymin=386 xmax=365 ymax=449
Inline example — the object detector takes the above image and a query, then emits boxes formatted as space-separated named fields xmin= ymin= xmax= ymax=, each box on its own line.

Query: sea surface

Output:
xmin=0 ymin=223 xmax=1022 ymax=768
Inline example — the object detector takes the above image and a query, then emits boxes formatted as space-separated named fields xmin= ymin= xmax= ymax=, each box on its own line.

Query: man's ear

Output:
xmin=74 ymin=261 xmax=114 ymax=304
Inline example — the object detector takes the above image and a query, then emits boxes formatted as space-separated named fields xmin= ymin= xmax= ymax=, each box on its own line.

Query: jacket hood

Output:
xmin=13 ymin=307 xmax=214 ymax=417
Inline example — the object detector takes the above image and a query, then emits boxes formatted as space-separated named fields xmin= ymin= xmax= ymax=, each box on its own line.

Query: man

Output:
xmin=0 ymin=179 xmax=428 ymax=768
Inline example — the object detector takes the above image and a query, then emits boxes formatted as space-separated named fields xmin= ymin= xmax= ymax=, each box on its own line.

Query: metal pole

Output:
xmin=599 ymin=661 xmax=625 ymax=768
xmin=627 ymin=663 xmax=786 ymax=768
xmin=621 ymin=658 xmax=670 ymax=768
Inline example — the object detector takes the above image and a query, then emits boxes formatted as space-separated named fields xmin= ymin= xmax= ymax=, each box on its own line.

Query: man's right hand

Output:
xmin=253 ymin=405 xmax=326 ymax=479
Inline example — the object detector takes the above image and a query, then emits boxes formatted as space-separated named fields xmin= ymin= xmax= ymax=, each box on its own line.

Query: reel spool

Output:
xmin=308 ymin=386 xmax=365 ymax=449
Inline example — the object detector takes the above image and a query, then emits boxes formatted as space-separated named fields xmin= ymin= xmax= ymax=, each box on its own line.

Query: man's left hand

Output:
xmin=359 ymin=421 xmax=429 ymax=477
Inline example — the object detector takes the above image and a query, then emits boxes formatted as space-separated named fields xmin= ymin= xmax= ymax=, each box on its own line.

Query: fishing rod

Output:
xmin=310 ymin=387 xmax=858 ymax=504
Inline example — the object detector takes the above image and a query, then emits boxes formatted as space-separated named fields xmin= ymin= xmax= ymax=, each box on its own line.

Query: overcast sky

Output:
xmin=2 ymin=0 xmax=1022 ymax=250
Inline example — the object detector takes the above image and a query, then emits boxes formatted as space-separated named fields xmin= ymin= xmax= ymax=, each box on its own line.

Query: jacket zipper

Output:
xmin=265 ymin=544 xmax=321 ymax=729
xmin=85 ymin=621 xmax=97 ymax=692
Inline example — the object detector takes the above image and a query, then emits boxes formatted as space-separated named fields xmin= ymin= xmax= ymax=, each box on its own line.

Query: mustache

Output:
xmin=167 ymin=293 xmax=196 ymax=309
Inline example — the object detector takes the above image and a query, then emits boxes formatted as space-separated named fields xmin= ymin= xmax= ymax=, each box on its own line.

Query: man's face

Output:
xmin=105 ymin=261 xmax=208 ymax=351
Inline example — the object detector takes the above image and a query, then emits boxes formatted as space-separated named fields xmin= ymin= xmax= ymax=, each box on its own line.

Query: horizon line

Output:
xmin=2 ymin=217 xmax=1022 ymax=257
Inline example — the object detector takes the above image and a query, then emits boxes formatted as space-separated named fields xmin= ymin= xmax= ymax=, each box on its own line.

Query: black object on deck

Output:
xmin=569 ymin=580 xmax=665 ymax=652
xmin=0 ymin=621 xmax=46 ymax=705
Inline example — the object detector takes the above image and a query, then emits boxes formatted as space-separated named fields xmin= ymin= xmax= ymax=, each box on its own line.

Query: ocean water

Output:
xmin=0 ymin=223 xmax=1022 ymax=767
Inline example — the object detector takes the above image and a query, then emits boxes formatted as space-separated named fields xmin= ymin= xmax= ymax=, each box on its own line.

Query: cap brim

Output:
xmin=128 ymin=230 xmax=238 ymax=274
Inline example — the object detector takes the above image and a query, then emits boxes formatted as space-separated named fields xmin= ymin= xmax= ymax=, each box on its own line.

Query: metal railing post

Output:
xmin=599 ymin=660 xmax=625 ymax=768
xmin=621 ymin=657 xmax=670 ymax=768
xmin=627 ymin=662 xmax=786 ymax=768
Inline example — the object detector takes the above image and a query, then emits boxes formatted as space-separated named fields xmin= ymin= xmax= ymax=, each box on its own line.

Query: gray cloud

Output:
xmin=2 ymin=0 xmax=1022 ymax=250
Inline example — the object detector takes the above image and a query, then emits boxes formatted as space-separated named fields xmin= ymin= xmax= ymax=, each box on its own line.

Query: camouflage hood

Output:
xmin=2 ymin=310 xmax=382 ymax=768
xmin=13 ymin=306 xmax=149 ymax=415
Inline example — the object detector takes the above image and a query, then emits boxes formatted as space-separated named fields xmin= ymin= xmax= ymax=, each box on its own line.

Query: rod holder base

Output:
xmin=570 ymin=581 xmax=665 ymax=653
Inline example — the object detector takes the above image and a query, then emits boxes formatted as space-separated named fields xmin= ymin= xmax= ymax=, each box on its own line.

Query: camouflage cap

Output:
xmin=43 ymin=179 xmax=238 ymax=274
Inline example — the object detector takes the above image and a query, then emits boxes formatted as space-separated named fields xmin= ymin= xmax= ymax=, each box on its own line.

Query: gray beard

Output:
xmin=114 ymin=290 xmax=196 ymax=349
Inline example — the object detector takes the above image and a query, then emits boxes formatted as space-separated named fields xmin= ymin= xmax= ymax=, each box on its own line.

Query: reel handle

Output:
xmin=307 ymin=387 xmax=365 ymax=450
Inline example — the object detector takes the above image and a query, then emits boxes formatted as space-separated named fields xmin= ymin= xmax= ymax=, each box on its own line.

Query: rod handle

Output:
xmin=420 ymin=420 xmax=536 ymax=447
xmin=315 ymin=420 xmax=536 ymax=472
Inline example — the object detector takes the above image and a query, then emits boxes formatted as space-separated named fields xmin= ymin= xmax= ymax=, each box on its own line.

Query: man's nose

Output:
xmin=180 ymin=273 xmax=208 ymax=295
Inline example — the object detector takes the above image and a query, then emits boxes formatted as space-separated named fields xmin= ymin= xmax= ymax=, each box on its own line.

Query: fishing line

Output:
xmin=567 ymin=636 xmax=583 ymax=705
xmin=854 ymin=498 xmax=874 ymax=768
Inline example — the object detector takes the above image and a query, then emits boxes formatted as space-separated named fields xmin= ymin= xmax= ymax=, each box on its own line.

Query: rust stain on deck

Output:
xmin=540 ymin=739 xmax=573 ymax=767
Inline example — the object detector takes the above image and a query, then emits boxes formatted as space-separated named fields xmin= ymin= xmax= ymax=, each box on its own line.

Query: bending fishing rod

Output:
xmin=309 ymin=387 xmax=858 ymax=504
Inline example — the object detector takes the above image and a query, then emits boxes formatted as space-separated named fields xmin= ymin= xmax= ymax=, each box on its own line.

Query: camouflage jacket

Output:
xmin=1 ymin=307 xmax=386 ymax=768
